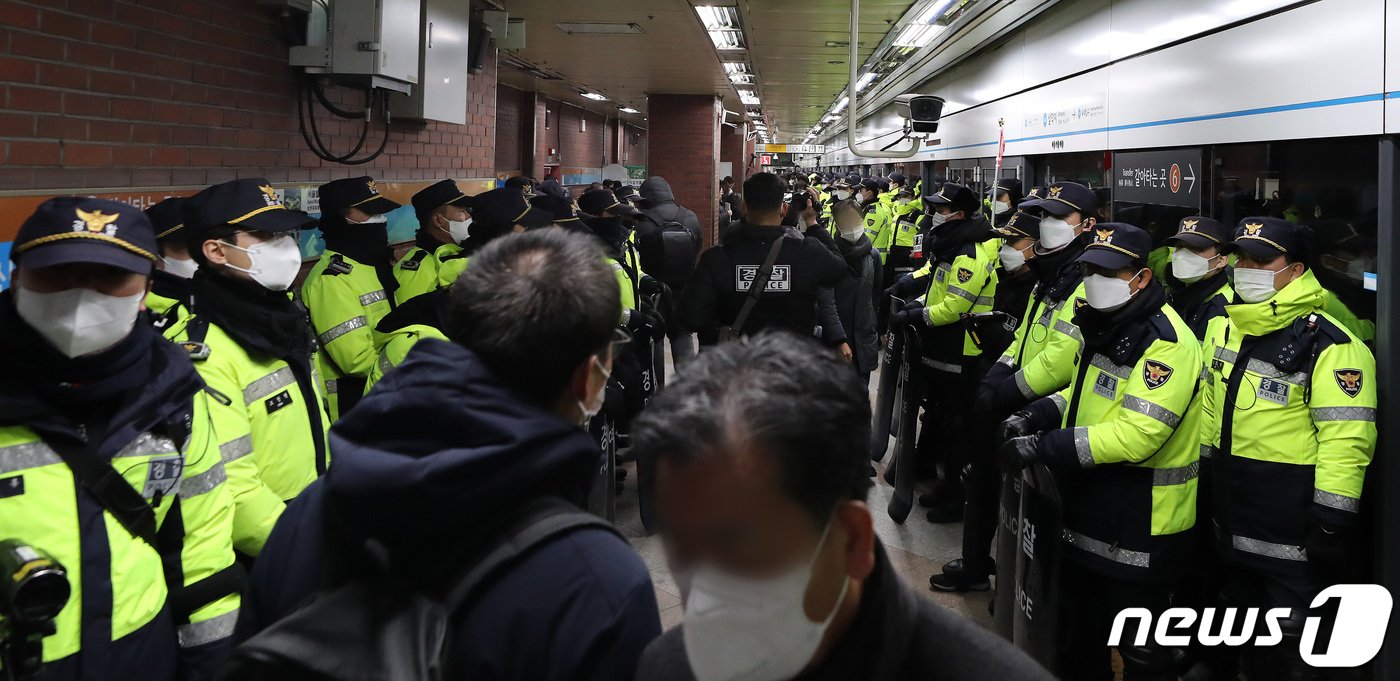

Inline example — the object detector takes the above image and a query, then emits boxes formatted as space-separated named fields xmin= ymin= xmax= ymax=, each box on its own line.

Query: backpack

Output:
xmin=217 ymin=497 xmax=619 ymax=681
xmin=638 ymin=207 xmax=700 ymax=283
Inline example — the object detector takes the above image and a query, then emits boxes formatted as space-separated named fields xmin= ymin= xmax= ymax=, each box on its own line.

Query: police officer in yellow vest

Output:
xmin=578 ymin=189 xmax=643 ymax=315
xmin=166 ymin=179 xmax=329 ymax=557
xmin=857 ymin=179 xmax=894 ymax=265
xmin=144 ymin=197 xmax=196 ymax=327
xmin=887 ymin=184 xmax=922 ymax=280
xmin=978 ymin=182 xmax=1100 ymax=417
xmin=0 ymin=198 xmax=241 ymax=679
xmin=393 ymin=179 xmax=476 ymax=304
xmin=1162 ymin=215 xmax=1234 ymax=340
xmin=301 ymin=177 xmax=401 ymax=420
xmin=1199 ymin=217 xmax=1376 ymax=678
xmin=999 ymin=223 xmax=1203 ymax=681
xmin=888 ymin=183 xmax=999 ymax=521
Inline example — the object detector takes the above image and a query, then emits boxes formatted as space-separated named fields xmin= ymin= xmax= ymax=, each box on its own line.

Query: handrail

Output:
xmin=846 ymin=0 xmax=920 ymax=158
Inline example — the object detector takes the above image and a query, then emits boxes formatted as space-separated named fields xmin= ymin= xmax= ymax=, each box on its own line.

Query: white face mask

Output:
xmin=992 ymin=200 xmax=1011 ymax=216
xmin=224 ymin=234 xmax=302 ymax=292
xmin=896 ymin=198 xmax=912 ymax=206
xmin=853 ymin=193 xmax=866 ymax=207
xmin=838 ymin=223 xmax=864 ymax=243
xmin=447 ymin=217 xmax=473 ymax=244
xmin=349 ymin=213 xmax=388 ymax=225
xmin=1233 ymin=265 xmax=1289 ymax=303
xmin=833 ymin=190 xmax=851 ymax=202
xmin=576 ymin=356 xmax=610 ymax=426
xmin=1038 ymin=216 xmax=1081 ymax=251
xmin=681 ymin=521 xmax=849 ymax=681
xmin=15 ymin=286 xmax=144 ymax=358
xmin=999 ymin=242 xmax=1032 ymax=272
xmin=161 ymin=255 xmax=198 ymax=279
xmin=1170 ymin=248 xmax=1219 ymax=284
xmin=1083 ymin=270 xmax=1142 ymax=312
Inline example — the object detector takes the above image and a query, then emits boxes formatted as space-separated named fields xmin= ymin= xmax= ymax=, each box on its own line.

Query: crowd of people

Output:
xmin=0 ymin=164 xmax=1377 ymax=681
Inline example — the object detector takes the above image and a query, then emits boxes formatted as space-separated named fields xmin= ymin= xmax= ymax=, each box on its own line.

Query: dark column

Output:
xmin=1376 ymin=135 xmax=1399 ymax=681
xmin=646 ymin=94 xmax=721 ymax=245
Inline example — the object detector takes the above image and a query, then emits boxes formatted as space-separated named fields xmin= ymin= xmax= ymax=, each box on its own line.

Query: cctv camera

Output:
xmin=895 ymin=94 xmax=946 ymax=134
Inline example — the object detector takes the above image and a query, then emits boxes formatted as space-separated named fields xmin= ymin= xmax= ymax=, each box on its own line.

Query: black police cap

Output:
xmin=318 ymin=176 xmax=400 ymax=216
xmin=1167 ymin=216 xmax=1229 ymax=251
xmin=183 ymin=179 xmax=315 ymax=249
xmin=887 ymin=172 xmax=907 ymax=185
xmin=613 ymin=185 xmax=642 ymax=204
xmin=1024 ymin=181 xmax=1097 ymax=218
xmin=996 ymin=211 xmax=1042 ymax=240
xmin=1076 ymin=222 xmax=1152 ymax=271
xmin=859 ymin=178 xmax=881 ymax=192
xmin=411 ymin=179 xmax=474 ymax=218
xmin=1225 ymin=216 xmax=1312 ymax=261
xmin=578 ymin=189 xmax=642 ymax=218
xmin=15 ymin=197 xmax=157 ymax=274
xmin=993 ymin=178 xmax=1023 ymax=201
xmin=530 ymin=194 xmax=584 ymax=224
xmin=145 ymin=197 xmax=187 ymax=241
xmin=923 ymin=182 xmax=979 ymax=214
xmin=472 ymin=187 xmax=554 ymax=229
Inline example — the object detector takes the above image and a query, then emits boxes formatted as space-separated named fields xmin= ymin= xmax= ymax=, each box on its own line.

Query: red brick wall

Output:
xmin=0 ymin=0 xmax=496 ymax=190
xmin=620 ymin=121 xmax=646 ymax=166
xmin=494 ymin=83 xmax=522 ymax=176
xmin=719 ymin=125 xmax=745 ymax=180
xmin=646 ymin=94 xmax=719 ymax=244
xmin=557 ymin=103 xmax=605 ymax=170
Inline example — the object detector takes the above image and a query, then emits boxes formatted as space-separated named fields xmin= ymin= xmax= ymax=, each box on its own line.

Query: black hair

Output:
xmin=743 ymin=172 xmax=786 ymax=213
xmin=632 ymin=332 xmax=873 ymax=523
xmin=186 ymin=223 xmax=239 ymax=268
xmin=445 ymin=229 xmax=620 ymax=406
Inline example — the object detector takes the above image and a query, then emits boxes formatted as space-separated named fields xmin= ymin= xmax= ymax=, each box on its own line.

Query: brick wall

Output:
xmin=646 ymin=94 xmax=719 ymax=244
xmin=620 ymin=121 xmax=646 ymax=166
xmin=719 ymin=125 xmax=745 ymax=180
xmin=0 ymin=0 xmax=496 ymax=191
xmin=494 ymin=83 xmax=522 ymax=176
xmin=557 ymin=103 xmax=605 ymax=170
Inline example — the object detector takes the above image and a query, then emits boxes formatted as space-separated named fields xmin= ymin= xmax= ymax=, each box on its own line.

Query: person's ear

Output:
xmin=1081 ymin=216 xmax=1096 ymax=231
xmin=779 ymin=202 xmax=789 ymax=219
xmin=1137 ymin=268 xmax=1153 ymax=290
xmin=202 ymin=239 xmax=230 ymax=267
xmin=834 ymin=500 xmax=876 ymax=582
xmin=568 ymin=356 xmax=592 ymax=404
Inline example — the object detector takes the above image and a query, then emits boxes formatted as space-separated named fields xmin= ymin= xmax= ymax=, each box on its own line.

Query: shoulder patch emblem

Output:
xmin=181 ymin=341 xmax=210 ymax=361
xmin=326 ymin=254 xmax=353 ymax=275
xmin=1143 ymin=359 xmax=1173 ymax=389
xmin=1335 ymin=368 xmax=1363 ymax=398
xmin=1074 ymin=297 xmax=1088 ymax=311
xmin=957 ymin=267 xmax=973 ymax=283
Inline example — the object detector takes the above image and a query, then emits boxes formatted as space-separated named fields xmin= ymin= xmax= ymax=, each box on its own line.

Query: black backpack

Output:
xmin=638 ymin=208 xmax=700 ymax=283
xmin=218 ymin=497 xmax=619 ymax=681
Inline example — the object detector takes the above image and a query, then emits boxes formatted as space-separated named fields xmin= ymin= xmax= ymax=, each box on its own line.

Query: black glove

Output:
xmin=888 ymin=301 xmax=926 ymax=327
xmin=972 ymin=382 xmax=997 ymax=417
xmin=1305 ymin=515 xmax=1351 ymax=576
xmin=884 ymin=273 xmax=922 ymax=299
xmin=996 ymin=411 xmax=1037 ymax=445
xmin=998 ymin=434 xmax=1041 ymax=472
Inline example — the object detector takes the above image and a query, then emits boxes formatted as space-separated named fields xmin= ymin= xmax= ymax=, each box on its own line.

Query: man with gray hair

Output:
xmin=631 ymin=332 xmax=1054 ymax=681
xmin=238 ymin=229 xmax=661 ymax=679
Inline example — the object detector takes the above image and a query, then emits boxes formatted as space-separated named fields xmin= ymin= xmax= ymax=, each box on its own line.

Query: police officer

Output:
xmin=615 ymin=184 xmax=643 ymax=207
xmin=1200 ymin=217 xmax=1376 ymax=677
xmin=989 ymin=178 xmax=1023 ymax=228
xmin=301 ymin=177 xmax=401 ymax=420
xmin=166 ymin=179 xmax=328 ymax=557
xmin=887 ymin=183 xmax=999 ymax=521
xmin=531 ymin=193 xmax=590 ymax=233
xmin=145 ymin=197 xmax=195 ymax=326
xmin=930 ymin=209 xmax=1043 ymax=591
xmin=857 ymin=179 xmax=894 ymax=268
xmin=392 ymin=179 xmax=475 ymax=304
xmin=1163 ymin=215 xmax=1233 ymax=340
xmin=0 ymin=198 xmax=240 ymax=678
xmin=886 ymin=184 xmax=921 ymax=280
xmin=579 ymin=189 xmax=644 ymax=316
xmin=1000 ymin=223 xmax=1203 ymax=681
xmin=978 ymin=182 xmax=1100 ymax=418
xmin=678 ymin=172 xmax=847 ymax=340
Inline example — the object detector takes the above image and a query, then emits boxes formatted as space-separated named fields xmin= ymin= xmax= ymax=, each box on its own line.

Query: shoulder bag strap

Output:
xmin=732 ymin=237 xmax=786 ymax=336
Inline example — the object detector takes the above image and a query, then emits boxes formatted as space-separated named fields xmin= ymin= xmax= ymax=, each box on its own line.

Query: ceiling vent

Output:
xmin=555 ymin=22 xmax=645 ymax=35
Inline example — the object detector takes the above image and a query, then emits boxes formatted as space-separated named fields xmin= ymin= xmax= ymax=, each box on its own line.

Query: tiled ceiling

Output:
xmin=496 ymin=0 xmax=917 ymax=141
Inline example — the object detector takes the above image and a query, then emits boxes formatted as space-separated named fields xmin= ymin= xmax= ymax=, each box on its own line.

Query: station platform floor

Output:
xmin=613 ymin=340 xmax=995 ymax=631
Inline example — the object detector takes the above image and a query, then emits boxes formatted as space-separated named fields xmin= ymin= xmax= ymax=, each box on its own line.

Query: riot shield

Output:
xmin=585 ymin=409 xmax=617 ymax=522
xmin=870 ymin=297 xmax=906 ymax=462
xmin=886 ymin=321 xmax=923 ymax=524
xmin=993 ymin=470 xmax=1021 ymax=638
xmin=1012 ymin=463 xmax=1063 ymax=672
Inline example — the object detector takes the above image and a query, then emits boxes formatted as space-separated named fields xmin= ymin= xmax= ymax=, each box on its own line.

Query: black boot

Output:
xmin=929 ymin=558 xmax=994 ymax=592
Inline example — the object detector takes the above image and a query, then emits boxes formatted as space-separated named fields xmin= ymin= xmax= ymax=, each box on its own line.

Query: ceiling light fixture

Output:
xmin=856 ymin=71 xmax=878 ymax=92
xmin=581 ymin=92 xmax=608 ymax=101
xmin=738 ymin=90 xmax=760 ymax=106
xmin=697 ymin=5 xmax=746 ymax=50
xmin=619 ymin=107 xmax=641 ymax=114
xmin=832 ymin=96 xmax=849 ymax=113
xmin=893 ymin=22 xmax=943 ymax=47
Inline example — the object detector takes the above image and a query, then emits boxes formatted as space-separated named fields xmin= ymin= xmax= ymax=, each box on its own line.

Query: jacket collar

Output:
xmin=1226 ymin=268 xmax=1327 ymax=336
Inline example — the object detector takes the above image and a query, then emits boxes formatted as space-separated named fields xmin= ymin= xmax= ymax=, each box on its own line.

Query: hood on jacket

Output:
xmin=323 ymin=338 xmax=599 ymax=547
xmin=1226 ymin=267 xmax=1328 ymax=337
xmin=640 ymin=176 xmax=676 ymax=205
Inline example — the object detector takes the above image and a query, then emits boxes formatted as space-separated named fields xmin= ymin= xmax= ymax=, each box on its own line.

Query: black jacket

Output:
xmin=680 ymin=220 xmax=848 ymax=339
xmin=637 ymin=177 xmax=703 ymax=285
xmin=832 ymin=233 xmax=883 ymax=372
xmin=634 ymin=542 xmax=1056 ymax=681
xmin=239 ymin=340 xmax=661 ymax=680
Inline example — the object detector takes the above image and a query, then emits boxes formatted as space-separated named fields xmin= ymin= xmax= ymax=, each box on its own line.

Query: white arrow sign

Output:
xmin=1184 ymin=163 xmax=1197 ymax=193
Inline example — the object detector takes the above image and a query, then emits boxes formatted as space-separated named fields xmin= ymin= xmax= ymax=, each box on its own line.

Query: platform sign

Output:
xmin=760 ymin=154 xmax=773 ymax=166
xmin=1113 ymin=148 xmax=1203 ymax=209
xmin=763 ymin=143 xmax=825 ymax=154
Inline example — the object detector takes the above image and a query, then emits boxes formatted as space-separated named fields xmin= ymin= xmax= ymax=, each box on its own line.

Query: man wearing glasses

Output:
xmin=164 ymin=178 xmax=330 ymax=558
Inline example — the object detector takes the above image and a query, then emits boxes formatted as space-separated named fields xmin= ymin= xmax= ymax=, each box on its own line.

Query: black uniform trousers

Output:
xmin=1060 ymin=567 xmax=1177 ymax=681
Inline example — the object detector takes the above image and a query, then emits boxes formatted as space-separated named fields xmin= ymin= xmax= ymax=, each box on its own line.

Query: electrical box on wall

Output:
xmin=290 ymin=0 xmax=421 ymax=94
xmin=389 ymin=0 xmax=473 ymax=124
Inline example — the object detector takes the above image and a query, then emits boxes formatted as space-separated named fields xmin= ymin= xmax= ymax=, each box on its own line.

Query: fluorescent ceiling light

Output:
xmin=555 ymin=22 xmax=645 ymax=35
xmin=696 ymin=5 xmax=740 ymax=30
xmin=722 ymin=62 xmax=749 ymax=75
xmin=893 ymin=23 xmax=943 ymax=47
xmin=581 ymin=92 xmax=608 ymax=101
xmin=832 ymin=96 xmax=849 ymax=113
xmin=823 ymin=115 xmax=837 ymax=122
xmin=915 ymin=0 xmax=958 ymax=24
xmin=738 ymin=90 xmax=760 ymax=106
xmin=856 ymin=72 xmax=878 ymax=92
xmin=619 ymin=107 xmax=641 ymax=114
xmin=709 ymin=29 xmax=746 ymax=50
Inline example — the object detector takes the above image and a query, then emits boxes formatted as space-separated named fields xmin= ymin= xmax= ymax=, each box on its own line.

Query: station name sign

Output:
xmin=762 ymin=144 xmax=825 ymax=154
